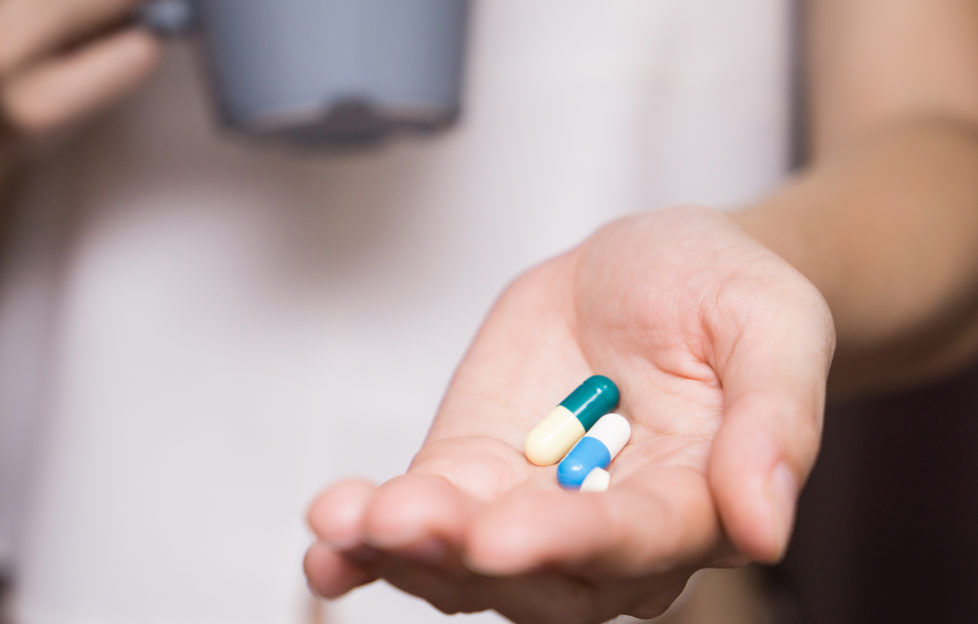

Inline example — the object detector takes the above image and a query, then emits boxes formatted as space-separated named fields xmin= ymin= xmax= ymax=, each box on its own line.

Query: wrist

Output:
xmin=728 ymin=193 xmax=842 ymax=315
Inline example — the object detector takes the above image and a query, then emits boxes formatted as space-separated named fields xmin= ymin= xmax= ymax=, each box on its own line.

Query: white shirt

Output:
xmin=0 ymin=1 xmax=792 ymax=622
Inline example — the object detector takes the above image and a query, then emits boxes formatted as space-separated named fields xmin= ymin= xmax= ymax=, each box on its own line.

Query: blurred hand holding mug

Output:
xmin=140 ymin=0 xmax=470 ymax=146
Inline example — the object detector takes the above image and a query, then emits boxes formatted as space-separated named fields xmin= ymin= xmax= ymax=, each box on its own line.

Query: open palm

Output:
xmin=306 ymin=207 xmax=834 ymax=623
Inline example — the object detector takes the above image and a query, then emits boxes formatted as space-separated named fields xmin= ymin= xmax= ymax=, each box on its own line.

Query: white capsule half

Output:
xmin=580 ymin=467 xmax=611 ymax=492
xmin=586 ymin=413 xmax=631 ymax=457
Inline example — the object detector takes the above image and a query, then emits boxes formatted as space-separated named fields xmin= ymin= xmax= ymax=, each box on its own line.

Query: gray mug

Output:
xmin=140 ymin=0 xmax=470 ymax=146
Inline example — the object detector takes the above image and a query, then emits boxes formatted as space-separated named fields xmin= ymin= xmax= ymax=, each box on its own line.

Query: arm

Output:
xmin=735 ymin=0 xmax=978 ymax=397
xmin=305 ymin=3 xmax=978 ymax=622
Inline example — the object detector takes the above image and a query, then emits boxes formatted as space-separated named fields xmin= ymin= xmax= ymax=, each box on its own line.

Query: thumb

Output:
xmin=708 ymin=295 xmax=834 ymax=563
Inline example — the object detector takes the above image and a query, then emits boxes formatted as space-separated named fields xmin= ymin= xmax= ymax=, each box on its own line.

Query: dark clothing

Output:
xmin=771 ymin=363 xmax=978 ymax=623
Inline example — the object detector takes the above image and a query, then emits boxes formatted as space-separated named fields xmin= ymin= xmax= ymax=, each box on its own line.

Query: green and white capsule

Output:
xmin=524 ymin=375 xmax=620 ymax=466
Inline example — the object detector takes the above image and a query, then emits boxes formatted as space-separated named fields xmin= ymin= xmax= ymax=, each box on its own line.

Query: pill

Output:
xmin=524 ymin=375 xmax=620 ymax=466
xmin=579 ymin=467 xmax=611 ymax=492
xmin=557 ymin=413 xmax=630 ymax=489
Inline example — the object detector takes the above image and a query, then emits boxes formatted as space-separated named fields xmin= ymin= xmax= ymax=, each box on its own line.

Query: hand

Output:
xmin=305 ymin=206 xmax=835 ymax=623
xmin=0 ymin=0 xmax=159 ymax=149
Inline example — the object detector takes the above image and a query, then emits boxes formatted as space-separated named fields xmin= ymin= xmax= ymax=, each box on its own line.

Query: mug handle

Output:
xmin=138 ymin=0 xmax=197 ymax=37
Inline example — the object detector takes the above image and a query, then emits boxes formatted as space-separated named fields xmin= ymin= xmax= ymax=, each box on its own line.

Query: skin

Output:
xmin=306 ymin=0 xmax=978 ymax=622
xmin=742 ymin=0 xmax=978 ymax=396
xmin=0 ymin=0 xmax=160 ymax=187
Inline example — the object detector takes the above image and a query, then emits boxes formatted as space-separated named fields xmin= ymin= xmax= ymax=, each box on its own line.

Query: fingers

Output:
xmin=305 ymin=478 xmax=379 ymax=598
xmin=307 ymin=475 xmax=487 ymax=610
xmin=1 ymin=27 xmax=160 ymax=135
xmin=708 ymin=294 xmax=834 ymax=562
xmin=361 ymin=474 xmax=482 ymax=559
xmin=465 ymin=467 xmax=719 ymax=577
xmin=358 ymin=554 xmax=616 ymax=624
xmin=0 ymin=0 xmax=142 ymax=75
xmin=307 ymin=474 xmax=698 ymax=620
xmin=307 ymin=477 xmax=376 ymax=547
xmin=303 ymin=542 xmax=375 ymax=599
xmin=307 ymin=475 xmax=482 ymax=584
xmin=361 ymin=547 xmax=684 ymax=624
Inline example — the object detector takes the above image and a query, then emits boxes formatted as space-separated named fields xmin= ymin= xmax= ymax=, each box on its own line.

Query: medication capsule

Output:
xmin=557 ymin=413 xmax=631 ymax=489
xmin=524 ymin=375 xmax=620 ymax=466
xmin=579 ymin=467 xmax=611 ymax=492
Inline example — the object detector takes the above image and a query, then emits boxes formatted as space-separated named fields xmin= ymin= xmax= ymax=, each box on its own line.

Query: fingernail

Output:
xmin=766 ymin=462 xmax=798 ymax=559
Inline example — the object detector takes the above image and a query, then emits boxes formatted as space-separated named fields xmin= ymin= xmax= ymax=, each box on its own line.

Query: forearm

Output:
xmin=733 ymin=118 xmax=978 ymax=397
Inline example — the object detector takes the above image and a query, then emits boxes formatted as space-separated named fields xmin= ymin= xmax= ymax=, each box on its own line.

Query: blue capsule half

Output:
xmin=557 ymin=437 xmax=611 ymax=489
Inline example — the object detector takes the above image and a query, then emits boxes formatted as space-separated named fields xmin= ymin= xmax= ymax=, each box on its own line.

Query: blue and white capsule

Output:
xmin=557 ymin=413 xmax=631 ymax=490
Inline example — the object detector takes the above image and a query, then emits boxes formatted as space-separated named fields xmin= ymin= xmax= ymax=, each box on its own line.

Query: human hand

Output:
xmin=0 ymin=0 xmax=159 ymax=151
xmin=305 ymin=206 xmax=835 ymax=623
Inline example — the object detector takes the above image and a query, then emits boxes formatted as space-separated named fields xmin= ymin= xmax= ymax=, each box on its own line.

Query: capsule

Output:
xmin=524 ymin=375 xmax=619 ymax=466
xmin=579 ymin=467 xmax=611 ymax=492
xmin=557 ymin=413 xmax=630 ymax=489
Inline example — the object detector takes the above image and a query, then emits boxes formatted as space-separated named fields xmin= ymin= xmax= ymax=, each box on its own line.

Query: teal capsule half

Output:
xmin=559 ymin=375 xmax=620 ymax=431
